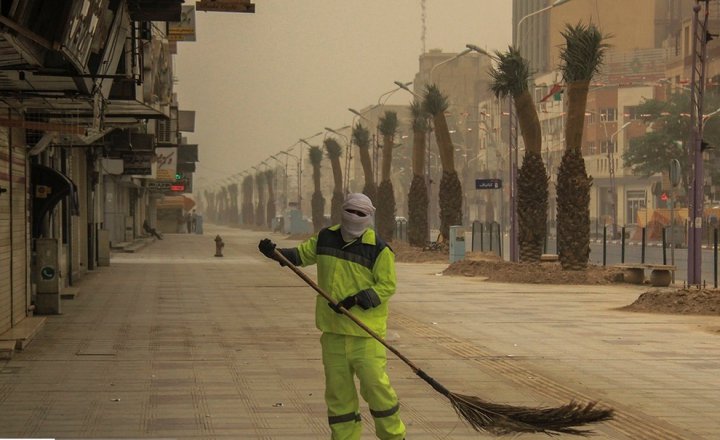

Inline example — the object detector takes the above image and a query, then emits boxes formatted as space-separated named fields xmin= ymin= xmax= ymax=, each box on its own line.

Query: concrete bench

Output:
xmin=540 ymin=254 xmax=559 ymax=263
xmin=614 ymin=264 xmax=675 ymax=287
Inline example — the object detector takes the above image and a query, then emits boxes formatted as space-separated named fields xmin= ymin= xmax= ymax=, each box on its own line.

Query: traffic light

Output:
xmin=175 ymin=171 xmax=184 ymax=180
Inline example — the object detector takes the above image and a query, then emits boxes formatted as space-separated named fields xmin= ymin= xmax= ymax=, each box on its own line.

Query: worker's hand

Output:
xmin=329 ymin=295 xmax=357 ymax=314
xmin=258 ymin=238 xmax=277 ymax=259
xmin=353 ymin=290 xmax=381 ymax=310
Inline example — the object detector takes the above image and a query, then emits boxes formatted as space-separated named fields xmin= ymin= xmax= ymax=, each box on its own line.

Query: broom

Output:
xmin=272 ymin=248 xmax=613 ymax=436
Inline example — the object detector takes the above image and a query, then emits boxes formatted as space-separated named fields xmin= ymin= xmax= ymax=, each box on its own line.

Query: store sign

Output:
xmin=122 ymin=153 xmax=153 ymax=175
xmin=168 ymin=5 xmax=196 ymax=42
xmin=155 ymin=147 xmax=177 ymax=181
xmin=147 ymin=181 xmax=172 ymax=191
xmin=475 ymin=178 xmax=502 ymax=190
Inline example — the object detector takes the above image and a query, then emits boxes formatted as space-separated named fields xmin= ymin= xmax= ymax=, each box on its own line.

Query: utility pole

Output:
xmin=687 ymin=1 xmax=712 ymax=286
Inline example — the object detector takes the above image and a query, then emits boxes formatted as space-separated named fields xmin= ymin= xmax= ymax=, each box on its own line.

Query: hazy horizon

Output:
xmin=173 ymin=1 xmax=512 ymax=191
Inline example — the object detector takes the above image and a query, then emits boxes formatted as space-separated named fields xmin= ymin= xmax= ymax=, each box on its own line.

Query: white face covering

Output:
xmin=340 ymin=193 xmax=375 ymax=242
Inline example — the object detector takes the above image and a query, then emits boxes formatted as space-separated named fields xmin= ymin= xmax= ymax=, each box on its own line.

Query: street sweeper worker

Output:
xmin=258 ymin=192 xmax=406 ymax=440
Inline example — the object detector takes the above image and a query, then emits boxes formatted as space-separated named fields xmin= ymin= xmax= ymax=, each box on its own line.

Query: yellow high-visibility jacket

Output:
xmin=279 ymin=225 xmax=396 ymax=338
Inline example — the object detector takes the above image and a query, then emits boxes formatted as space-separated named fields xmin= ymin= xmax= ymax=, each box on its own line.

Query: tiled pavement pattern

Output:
xmin=0 ymin=225 xmax=718 ymax=439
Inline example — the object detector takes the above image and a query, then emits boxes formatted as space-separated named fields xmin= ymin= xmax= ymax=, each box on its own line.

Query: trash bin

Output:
xmin=449 ymin=225 xmax=466 ymax=263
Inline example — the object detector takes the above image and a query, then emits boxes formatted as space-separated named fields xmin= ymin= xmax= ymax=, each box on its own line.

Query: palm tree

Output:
xmin=324 ymin=137 xmax=344 ymax=225
xmin=376 ymin=110 xmax=398 ymax=240
xmin=489 ymin=46 xmax=548 ymax=262
xmin=557 ymin=23 xmax=609 ymax=270
xmin=241 ymin=175 xmax=254 ymax=226
xmin=218 ymin=186 xmax=228 ymax=224
xmin=227 ymin=183 xmax=239 ymax=225
xmin=423 ymin=84 xmax=461 ymax=239
xmin=408 ymin=100 xmax=429 ymax=247
xmin=308 ymin=146 xmax=325 ymax=232
xmin=255 ymin=172 xmax=266 ymax=227
xmin=352 ymin=122 xmax=376 ymax=204
xmin=204 ymin=190 xmax=215 ymax=223
xmin=265 ymin=169 xmax=276 ymax=229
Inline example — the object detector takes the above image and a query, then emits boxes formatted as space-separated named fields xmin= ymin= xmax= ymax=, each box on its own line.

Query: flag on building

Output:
xmin=540 ymin=83 xmax=563 ymax=102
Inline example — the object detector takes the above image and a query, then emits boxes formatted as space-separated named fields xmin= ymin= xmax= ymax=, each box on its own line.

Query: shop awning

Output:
xmin=32 ymin=164 xmax=79 ymax=237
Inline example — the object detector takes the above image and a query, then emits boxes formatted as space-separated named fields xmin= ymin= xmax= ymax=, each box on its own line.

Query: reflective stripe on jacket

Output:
xmin=280 ymin=225 xmax=396 ymax=338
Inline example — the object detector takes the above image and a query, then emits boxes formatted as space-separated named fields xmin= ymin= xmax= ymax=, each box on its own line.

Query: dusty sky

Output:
xmin=173 ymin=1 xmax=512 ymax=190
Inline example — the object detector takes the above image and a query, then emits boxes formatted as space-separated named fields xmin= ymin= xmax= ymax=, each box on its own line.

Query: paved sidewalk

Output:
xmin=0 ymin=225 xmax=718 ymax=439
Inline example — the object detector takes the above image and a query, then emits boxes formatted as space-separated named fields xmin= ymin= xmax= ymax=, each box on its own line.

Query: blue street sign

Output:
xmin=475 ymin=178 xmax=502 ymax=189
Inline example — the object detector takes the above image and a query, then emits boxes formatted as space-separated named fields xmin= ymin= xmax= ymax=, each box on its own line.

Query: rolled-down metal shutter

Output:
xmin=11 ymin=145 xmax=27 ymax=325
xmin=0 ymin=136 xmax=10 ymax=334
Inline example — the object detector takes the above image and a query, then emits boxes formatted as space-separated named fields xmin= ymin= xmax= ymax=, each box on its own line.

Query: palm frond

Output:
xmin=423 ymin=84 xmax=449 ymax=116
xmin=352 ymin=122 xmax=370 ymax=149
xmin=324 ymin=137 xmax=343 ymax=159
xmin=378 ymin=110 xmax=399 ymax=136
xmin=559 ymin=22 xmax=610 ymax=83
xmin=489 ymin=46 xmax=532 ymax=99
xmin=308 ymin=145 xmax=323 ymax=165
xmin=410 ymin=99 xmax=428 ymax=132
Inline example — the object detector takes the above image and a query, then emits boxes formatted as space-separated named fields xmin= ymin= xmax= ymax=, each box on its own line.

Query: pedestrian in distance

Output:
xmin=185 ymin=211 xmax=192 ymax=233
xmin=191 ymin=209 xmax=198 ymax=233
xmin=258 ymin=192 xmax=405 ymax=440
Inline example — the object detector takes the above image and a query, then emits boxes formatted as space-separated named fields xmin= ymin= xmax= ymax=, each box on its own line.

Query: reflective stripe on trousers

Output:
xmin=321 ymin=333 xmax=406 ymax=440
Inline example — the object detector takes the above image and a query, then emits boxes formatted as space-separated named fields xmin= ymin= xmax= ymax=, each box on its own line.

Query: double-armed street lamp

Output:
xmin=278 ymin=149 xmax=301 ymax=209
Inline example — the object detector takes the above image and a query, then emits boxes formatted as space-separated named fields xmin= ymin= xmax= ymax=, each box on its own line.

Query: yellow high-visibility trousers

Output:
xmin=321 ymin=333 xmax=406 ymax=440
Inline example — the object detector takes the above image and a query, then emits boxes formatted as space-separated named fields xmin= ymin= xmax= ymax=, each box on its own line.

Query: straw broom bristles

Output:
xmin=417 ymin=369 xmax=613 ymax=436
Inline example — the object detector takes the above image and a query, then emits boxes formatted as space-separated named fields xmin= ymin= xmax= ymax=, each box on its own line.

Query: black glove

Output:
xmin=329 ymin=290 xmax=381 ymax=314
xmin=258 ymin=238 xmax=277 ymax=259
xmin=329 ymin=295 xmax=358 ymax=314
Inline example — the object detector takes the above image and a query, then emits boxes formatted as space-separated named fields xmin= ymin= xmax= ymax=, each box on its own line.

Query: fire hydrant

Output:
xmin=214 ymin=235 xmax=224 ymax=257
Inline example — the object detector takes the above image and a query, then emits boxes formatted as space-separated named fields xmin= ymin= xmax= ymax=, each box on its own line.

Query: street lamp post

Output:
xmin=429 ymin=48 xmax=472 ymax=84
xmin=607 ymin=121 xmax=631 ymax=239
xmin=269 ymin=154 xmax=286 ymax=211
xmin=297 ymin=131 xmax=323 ymax=213
xmin=279 ymin=149 xmax=301 ymax=210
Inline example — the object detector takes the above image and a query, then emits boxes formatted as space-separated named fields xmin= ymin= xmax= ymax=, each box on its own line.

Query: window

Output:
xmin=600 ymin=140 xmax=616 ymax=154
xmin=587 ymin=141 xmax=596 ymax=155
xmin=624 ymin=106 xmax=640 ymax=121
xmin=600 ymin=108 xmax=617 ymax=122
xmin=626 ymin=190 xmax=647 ymax=225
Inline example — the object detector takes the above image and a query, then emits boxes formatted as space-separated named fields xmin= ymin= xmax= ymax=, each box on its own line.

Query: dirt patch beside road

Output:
xmin=622 ymin=288 xmax=720 ymax=316
xmin=442 ymin=259 xmax=625 ymax=284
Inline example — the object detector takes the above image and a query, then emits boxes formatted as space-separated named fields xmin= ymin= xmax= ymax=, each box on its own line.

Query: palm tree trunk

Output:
xmin=432 ymin=112 xmax=461 ymax=238
xmin=408 ymin=129 xmax=428 ymax=247
xmin=515 ymin=92 xmax=542 ymax=155
xmin=565 ymin=81 xmax=590 ymax=150
xmin=517 ymin=152 xmax=548 ymax=262
xmin=311 ymin=165 xmax=324 ymax=232
xmin=329 ymin=156 xmax=343 ymax=224
xmin=266 ymin=177 xmax=275 ymax=229
xmin=408 ymin=175 xmax=428 ymax=246
xmin=557 ymin=148 xmax=592 ymax=269
xmin=515 ymin=90 xmax=547 ymax=262
xmin=557 ymin=79 xmax=592 ymax=269
xmin=359 ymin=147 xmax=376 ymax=203
xmin=433 ymin=113 xmax=455 ymax=173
